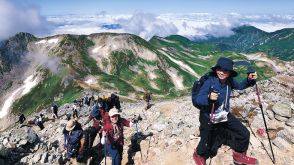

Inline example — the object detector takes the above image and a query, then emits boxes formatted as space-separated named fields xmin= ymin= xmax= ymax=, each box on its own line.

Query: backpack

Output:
xmin=192 ymin=73 xmax=210 ymax=109
xmin=65 ymin=130 xmax=83 ymax=158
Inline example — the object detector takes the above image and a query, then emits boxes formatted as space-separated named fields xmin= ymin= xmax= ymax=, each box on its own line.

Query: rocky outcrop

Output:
xmin=0 ymin=75 xmax=294 ymax=165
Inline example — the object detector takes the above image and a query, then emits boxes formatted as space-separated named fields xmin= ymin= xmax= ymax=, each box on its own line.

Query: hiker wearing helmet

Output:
xmin=63 ymin=119 xmax=85 ymax=164
xmin=101 ymin=108 xmax=138 ymax=165
xmin=192 ymin=57 xmax=258 ymax=165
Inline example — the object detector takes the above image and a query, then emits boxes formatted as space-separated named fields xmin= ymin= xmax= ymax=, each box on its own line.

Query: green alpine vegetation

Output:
xmin=0 ymin=27 xmax=281 ymax=115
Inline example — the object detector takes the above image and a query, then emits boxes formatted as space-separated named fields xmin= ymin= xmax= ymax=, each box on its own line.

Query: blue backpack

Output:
xmin=192 ymin=73 xmax=210 ymax=109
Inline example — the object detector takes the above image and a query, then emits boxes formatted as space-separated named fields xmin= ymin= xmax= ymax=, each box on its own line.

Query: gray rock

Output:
xmin=40 ymin=152 xmax=48 ymax=163
xmin=277 ymin=128 xmax=294 ymax=144
xmin=272 ymin=137 xmax=290 ymax=151
xmin=34 ymin=143 xmax=39 ymax=151
xmin=272 ymin=103 xmax=292 ymax=118
xmin=266 ymin=110 xmax=274 ymax=120
xmin=274 ymin=114 xmax=289 ymax=122
xmin=20 ymin=156 xmax=28 ymax=163
xmin=27 ymin=128 xmax=38 ymax=143
xmin=286 ymin=117 xmax=294 ymax=127
xmin=0 ymin=144 xmax=9 ymax=157
xmin=31 ymin=153 xmax=41 ymax=163
xmin=17 ymin=139 xmax=28 ymax=147
xmin=47 ymin=154 xmax=54 ymax=163
xmin=152 ymin=122 xmax=166 ymax=132
xmin=2 ymin=138 xmax=15 ymax=149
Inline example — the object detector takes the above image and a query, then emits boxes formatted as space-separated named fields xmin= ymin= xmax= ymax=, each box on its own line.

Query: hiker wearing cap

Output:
xmin=84 ymin=101 xmax=104 ymax=149
xmin=192 ymin=57 xmax=258 ymax=165
xmin=63 ymin=119 xmax=85 ymax=164
xmin=101 ymin=108 xmax=137 ymax=165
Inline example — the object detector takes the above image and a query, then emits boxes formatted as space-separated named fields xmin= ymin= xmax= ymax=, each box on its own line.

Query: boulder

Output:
xmin=40 ymin=152 xmax=48 ymax=163
xmin=277 ymin=128 xmax=294 ymax=144
xmin=31 ymin=153 xmax=41 ymax=163
xmin=17 ymin=139 xmax=28 ymax=147
xmin=272 ymin=137 xmax=290 ymax=151
xmin=272 ymin=103 xmax=292 ymax=118
xmin=274 ymin=114 xmax=289 ymax=122
xmin=26 ymin=128 xmax=38 ymax=143
xmin=2 ymin=138 xmax=16 ymax=149
xmin=286 ymin=117 xmax=294 ymax=127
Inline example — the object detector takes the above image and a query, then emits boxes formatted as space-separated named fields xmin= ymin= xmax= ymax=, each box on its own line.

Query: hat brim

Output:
xmin=109 ymin=112 xmax=120 ymax=117
xmin=211 ymin=66 xmax=238 ymax=77
xmin=66 ymin=124 xmax=76 ymax=131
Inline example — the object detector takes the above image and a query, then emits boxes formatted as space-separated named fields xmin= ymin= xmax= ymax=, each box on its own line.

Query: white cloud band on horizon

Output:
xmin=46 ymin=12 xmax=294 ymax=40
xmin=1 ymin=0 xmax=294 ymax=41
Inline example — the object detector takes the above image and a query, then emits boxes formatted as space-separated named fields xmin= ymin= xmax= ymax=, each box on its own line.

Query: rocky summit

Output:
xmin=0 ymin=72 xmax=294 ymax=165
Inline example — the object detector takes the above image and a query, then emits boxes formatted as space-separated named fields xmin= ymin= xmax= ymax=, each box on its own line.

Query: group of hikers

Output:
xmin=16 ymin=91 xmax=151 ymax=165
xmin=15 ymin=57 xmax=260 ymax=165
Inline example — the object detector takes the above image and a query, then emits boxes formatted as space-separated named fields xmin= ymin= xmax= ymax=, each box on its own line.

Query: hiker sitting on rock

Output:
xmin=84 ymin=101 xmax=104 ymax=149
xmin=101 ymin=108 xmax=139 ymax=165
xmin=63 ymin=119 xmax=85 ymax=164
xmin=192 ymin=57 xmax=258 ymax=165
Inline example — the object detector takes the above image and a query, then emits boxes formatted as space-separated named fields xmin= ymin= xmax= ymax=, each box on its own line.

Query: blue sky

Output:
xmin=13 ymin=0 xmax=294 ymax=15
xmin=1 ymin=0 xmax=294 ymax=40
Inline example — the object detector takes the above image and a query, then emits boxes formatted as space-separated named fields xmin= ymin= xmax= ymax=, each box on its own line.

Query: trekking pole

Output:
xmin=135 ymin=121 xmax=144 ymax=162
xmin=104 ymin=136 xmax=107 ymax=165
xmin=210 ymin=102 xmax=215 ymax=123
xmin=255 ymin=84 xmax=275 ymax=164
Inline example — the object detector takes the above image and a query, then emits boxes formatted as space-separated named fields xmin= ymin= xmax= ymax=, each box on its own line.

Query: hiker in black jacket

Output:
xmin=192 ymin=57 xmax=258 ymax=165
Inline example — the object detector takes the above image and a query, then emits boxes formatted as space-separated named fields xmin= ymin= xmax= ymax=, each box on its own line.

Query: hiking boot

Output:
xmin=193 ymin=151 xmax=206 ymax=165
xmin=233 ymin=151 xmax=258 ymax=165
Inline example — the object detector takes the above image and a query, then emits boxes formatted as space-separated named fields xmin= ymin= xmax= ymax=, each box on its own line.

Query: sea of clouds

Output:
xmin=1 ymin=0 xmax=294 ymax=41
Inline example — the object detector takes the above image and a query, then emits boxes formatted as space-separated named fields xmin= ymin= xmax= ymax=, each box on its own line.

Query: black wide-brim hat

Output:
xmin=211 ymin=57 xmax=238 ymax=77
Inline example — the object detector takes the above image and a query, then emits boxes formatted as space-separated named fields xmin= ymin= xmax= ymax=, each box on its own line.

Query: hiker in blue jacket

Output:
xmin=192 ymin=57 xmax=258 ymax=165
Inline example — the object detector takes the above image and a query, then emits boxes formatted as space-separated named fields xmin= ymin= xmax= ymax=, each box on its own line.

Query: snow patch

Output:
xmin=163 ymin=52 xmax=200 ymax=78
xmin=89 ymin=35 xmax=158 ymax=70
xmin=84 ymin=76 xmax=98 ymax=85
xmin=35 ymin=38 xmax=59 ymax=45
xmin=35 ymin=40 xmax=46 ymax=44
xmin=166 ymin=68 xmax=184 ymax=90
xmin=92 ymin=46 xmax=102 ymax=53
xmin=0 ymin=74 xmax=40 ymax=118
xmin=48 ymin=38 xmax=59 ymax=44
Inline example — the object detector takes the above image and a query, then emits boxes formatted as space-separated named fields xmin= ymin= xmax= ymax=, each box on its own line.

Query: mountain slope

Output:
xmin=196 ymin=25 xmax=294 ymax=60
xmin=0 ymin=32 xmax=277 ymax=117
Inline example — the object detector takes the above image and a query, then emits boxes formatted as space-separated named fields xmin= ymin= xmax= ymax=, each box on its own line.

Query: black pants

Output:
xmin=196 ymin=112 xmax=250 ymax=159
xmin=84 ymin=127 xmax=101 ymax=149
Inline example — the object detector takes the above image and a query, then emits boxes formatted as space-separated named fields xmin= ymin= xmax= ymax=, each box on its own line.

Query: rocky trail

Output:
xmin=1 ymin=73 xmax=294 ymax=165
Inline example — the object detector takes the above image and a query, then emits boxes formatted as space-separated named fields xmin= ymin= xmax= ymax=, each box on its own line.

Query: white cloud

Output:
xmin=2 ymin=5 xmax=292 ymax=41
xmin=46 ymin=12 xmax=294 ymax=40
xmin=116 ymin=12 xmax=178 ymax=40
xmin=0 ymin=0 xmax=51 ymax=40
